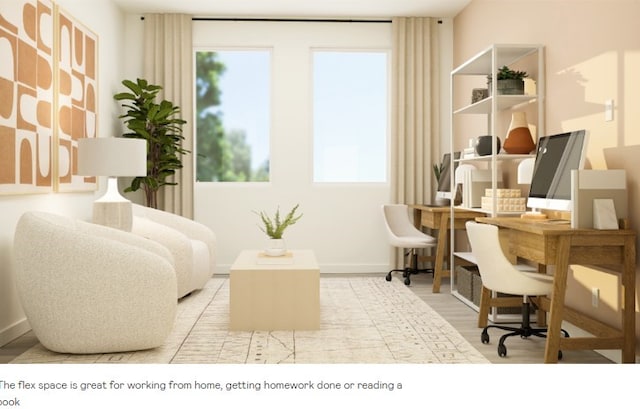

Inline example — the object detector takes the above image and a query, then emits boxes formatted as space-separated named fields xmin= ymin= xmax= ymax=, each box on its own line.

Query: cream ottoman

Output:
xmin=229 ymin=249 xmax=320 ymax=331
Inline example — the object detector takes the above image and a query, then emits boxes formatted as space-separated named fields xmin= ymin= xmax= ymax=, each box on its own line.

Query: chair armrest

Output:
xmin=14 ymin=215 xmax=177 ymax=339
xmin=131 ymin=216 xmax=193 ymax=297
xmin=76 ymin=220 xmax=174 ymax=265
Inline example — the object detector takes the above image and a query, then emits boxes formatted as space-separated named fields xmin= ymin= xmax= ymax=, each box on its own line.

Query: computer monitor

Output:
xmin=526 ymin=130 xmax=589 ymax=212
xmin=435 ymin=152 xmax=461 ymax=200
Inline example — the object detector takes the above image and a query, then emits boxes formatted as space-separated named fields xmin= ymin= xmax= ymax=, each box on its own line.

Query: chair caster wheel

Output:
xmin=404 ymin=277 xmax=411 ymax=285
xmin=481 ymin=330 xmax=489 ymax=344
xmin=498 ymin=344 xmax=507 ymax=357
xmin=385 ymin=273 xmax=392 ymax=282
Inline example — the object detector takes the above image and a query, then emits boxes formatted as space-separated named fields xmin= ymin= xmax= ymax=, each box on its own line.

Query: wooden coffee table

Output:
xmin=229 ymin=249 xmax=320 ymax=331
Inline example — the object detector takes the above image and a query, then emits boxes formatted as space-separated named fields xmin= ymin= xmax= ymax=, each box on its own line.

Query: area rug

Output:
xmin=11 ymin=277 xmax=489 ymax=364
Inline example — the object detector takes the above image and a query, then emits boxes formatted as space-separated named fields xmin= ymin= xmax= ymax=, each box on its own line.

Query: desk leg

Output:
xmin=622 ymin=236 xmax=636 ymax=363
xmin=544 ymin=236 xmax=571 ymax=363
xmin=432 ymin=213 xmax=449 ymax=293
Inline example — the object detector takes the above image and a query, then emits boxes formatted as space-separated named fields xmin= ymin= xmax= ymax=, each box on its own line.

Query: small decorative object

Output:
xmin=487 ymin=66 xmax=528 ymax=95
xmin=254 ymin=204 xmax=303 ymax=256
xmin=474 ymin=135 xmax=501 ymax=156
xmin=471 ymin=88 xmax=489 ymax=104
xmin=503 ymin=112 xmax=536 ymax=154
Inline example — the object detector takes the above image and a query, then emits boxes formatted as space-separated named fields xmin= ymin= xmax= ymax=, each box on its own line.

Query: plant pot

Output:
xmin=503 ymin=112 xmax=535 ymax=154
xmin=265 ymin=238 xmax=287 ymax=257
xmin=487 ymin=79 xmax=525 ymax=95
xmin=497 ymin=79 xmax=525 ymax=95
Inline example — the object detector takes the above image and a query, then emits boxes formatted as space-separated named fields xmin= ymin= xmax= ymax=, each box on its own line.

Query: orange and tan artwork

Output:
xmin=55 ymin=5 xmax=97 ymax=191
xmin=0 ymin=0 xmax=54 ymax=194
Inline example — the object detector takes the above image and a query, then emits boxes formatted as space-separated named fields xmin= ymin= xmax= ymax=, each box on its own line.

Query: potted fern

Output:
xmin=487 ymin=65 xmax=528 ymax=95
xmin=254 ymin=204 xmax=303 ymax=256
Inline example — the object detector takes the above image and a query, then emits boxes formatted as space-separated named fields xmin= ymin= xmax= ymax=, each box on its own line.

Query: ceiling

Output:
xmin=110 ymin=0 xmax=472 ymax=19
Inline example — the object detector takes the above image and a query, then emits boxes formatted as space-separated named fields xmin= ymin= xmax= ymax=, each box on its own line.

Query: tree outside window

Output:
xmin=195 ymin=50 xmax=270 ymax=182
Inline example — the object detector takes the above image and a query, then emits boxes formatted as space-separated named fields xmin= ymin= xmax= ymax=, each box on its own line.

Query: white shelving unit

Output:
xmin=449 ymin=44 xmax=545 ymax=322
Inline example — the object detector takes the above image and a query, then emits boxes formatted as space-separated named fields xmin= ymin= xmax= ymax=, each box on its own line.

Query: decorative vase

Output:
xmin=503 ymin=112 xmax=535 ymax=154
xmin=265 ymin=238 xmax=286 ymax=257
xmin=474 ymin=135 xmax=501 ymax=156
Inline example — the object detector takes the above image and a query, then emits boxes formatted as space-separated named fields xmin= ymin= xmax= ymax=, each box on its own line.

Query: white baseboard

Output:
xmin=0 ymin=318 xmax=31 ymax=347
xmin=216 ymin=263 xmax=388 ymax=275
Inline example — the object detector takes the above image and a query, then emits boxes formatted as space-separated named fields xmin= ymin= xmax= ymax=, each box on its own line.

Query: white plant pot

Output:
xmin=265 ymin=238 xmax=287 ymax=257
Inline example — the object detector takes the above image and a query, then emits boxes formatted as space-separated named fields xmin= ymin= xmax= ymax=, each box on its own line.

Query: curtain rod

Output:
xmin=140 ymin=17 xmax=444 ymax=24
xmin=195 ymin=17 xmax=392 ymax=23
xmin=140 ymin=16 xmax=393 ymax=23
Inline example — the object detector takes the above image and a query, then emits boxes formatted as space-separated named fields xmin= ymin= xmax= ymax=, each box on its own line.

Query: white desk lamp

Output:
xmin=77 ymin=137 xmax=147 ymax=231
xmin=517 ymin=157 xmax=535 ymax=184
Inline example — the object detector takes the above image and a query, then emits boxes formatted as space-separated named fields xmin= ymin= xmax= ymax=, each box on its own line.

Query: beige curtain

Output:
xmin=391 ymin=17 xmax=441 ymax=205
xmin=143 ymin=14 xmax=194 ymax=218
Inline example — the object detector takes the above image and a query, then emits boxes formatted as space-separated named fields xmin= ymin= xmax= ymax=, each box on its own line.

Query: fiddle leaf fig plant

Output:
xmin=254 ymin=204 xmax=303 ymax=239
xmin=114 ymin=78 xmax=188 ymax=209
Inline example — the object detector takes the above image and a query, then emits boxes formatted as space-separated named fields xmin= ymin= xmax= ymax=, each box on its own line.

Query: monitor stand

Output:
xmin=520 ymin=209 xmax=548 ymax=220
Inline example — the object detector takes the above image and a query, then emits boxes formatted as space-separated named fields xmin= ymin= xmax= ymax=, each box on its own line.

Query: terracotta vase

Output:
xmin=503 ymin=112 xmax=535 ymax=154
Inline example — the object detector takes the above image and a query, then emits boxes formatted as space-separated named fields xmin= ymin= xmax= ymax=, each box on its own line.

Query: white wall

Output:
xmin=0 ymin=0 xmax=126 ymax=346
xmin=120 ymin=18 xmax=454 ymax=274
xmin=193 ymin=21 xmax=392 ymax=273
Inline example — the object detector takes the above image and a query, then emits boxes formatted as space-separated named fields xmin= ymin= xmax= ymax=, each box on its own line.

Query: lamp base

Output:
xmin=93 ymin=200 xmax=133 ymax=231
xmin=92 ymin=177 xmax=133 ymax=231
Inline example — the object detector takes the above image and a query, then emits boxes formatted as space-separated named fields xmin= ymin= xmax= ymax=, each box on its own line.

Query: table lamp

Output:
xmin=77 ymin=137 xmax=147 ymax=231
xmin=517 ymin=157 xmax=535 ymax=184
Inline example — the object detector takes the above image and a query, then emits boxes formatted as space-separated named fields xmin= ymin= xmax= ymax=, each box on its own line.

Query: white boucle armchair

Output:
xmin=13 ymin=211 xmax=177 ymax=354
xmin=131 ymin=204 xmax=216 ymax=298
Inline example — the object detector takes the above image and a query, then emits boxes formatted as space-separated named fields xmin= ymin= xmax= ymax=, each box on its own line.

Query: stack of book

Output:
xmin=462 ymin=147 xmax=475 ymax=159
xmin=481 ymin=188 xmax=526 ymax=212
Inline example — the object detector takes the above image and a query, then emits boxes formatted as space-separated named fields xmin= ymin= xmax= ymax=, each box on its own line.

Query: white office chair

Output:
xmin=465 ymin=221 xmax=569 ymax=358
xmin=382 ymin=204 xmax=436 ymax=285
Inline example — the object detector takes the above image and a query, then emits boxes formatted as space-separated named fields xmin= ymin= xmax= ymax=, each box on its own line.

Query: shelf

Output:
xmin=449 ymin=44 xmax=545 ymax=312
xmin=451 ymin=44 xmax=542 ymax=76
xmin=456 ymin=153 xmax=534 ymax=163
xmin=454 ymin=251 xmax=476 ymax=264
xmin=453 ymin=94 xmax=538 ymax=115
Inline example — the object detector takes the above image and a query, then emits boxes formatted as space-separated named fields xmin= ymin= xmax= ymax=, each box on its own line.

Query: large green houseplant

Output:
xmin=114 ymin=78 xmax=188 ymax=209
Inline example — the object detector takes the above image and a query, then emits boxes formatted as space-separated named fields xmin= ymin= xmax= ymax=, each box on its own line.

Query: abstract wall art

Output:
xmin=55 ymin=5 xmax=97 ymax=192
xmin=0 ymin=0 xmax=97 ymax=195
xmin=0 ymin=0 xmax=55 ymax=194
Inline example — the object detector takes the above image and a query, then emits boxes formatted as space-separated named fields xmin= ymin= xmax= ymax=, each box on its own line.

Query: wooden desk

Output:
xmin=477 ymin=217 xmax=636 ymax=363
xmin=410 ymin=205 xmax=484 ymax=293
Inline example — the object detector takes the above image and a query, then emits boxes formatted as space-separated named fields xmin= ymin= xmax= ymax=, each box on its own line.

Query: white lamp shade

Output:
xmin=77 ymin=137 xmax=147 ymax=177
xmin=517 ymin=158 xmax=536 ymax=184
xmin=454 ymin=164 xmax=477 ymax=185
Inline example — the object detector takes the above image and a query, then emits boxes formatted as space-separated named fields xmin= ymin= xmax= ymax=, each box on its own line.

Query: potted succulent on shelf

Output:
xmin=487 ymin=65 xmax=528 ymax=95
xmin=254 ymin=204 xmax=303 ymax=256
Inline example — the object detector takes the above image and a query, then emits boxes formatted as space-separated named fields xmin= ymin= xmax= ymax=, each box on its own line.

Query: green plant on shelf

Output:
xmin=487 ymin=65 xmax=528 ymax=82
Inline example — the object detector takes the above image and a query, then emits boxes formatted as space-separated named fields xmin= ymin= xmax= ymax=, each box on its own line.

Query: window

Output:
xmin=312 ymin=51 xmax=388 ymax=183
xmin=195 ymin=50 xmax=270 ymax=182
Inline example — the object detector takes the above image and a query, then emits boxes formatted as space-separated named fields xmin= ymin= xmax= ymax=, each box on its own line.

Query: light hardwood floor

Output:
xmin=0 ymin=272 xmax=613 ymax=364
